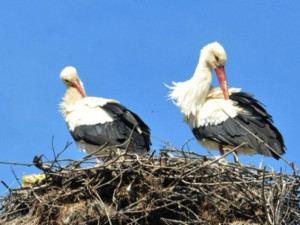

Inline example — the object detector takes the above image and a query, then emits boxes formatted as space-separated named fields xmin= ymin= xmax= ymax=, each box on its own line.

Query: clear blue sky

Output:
xmin=1 ymin=1 xmax=299 ymax=195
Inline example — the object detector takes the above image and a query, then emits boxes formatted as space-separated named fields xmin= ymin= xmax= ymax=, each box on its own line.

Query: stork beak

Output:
xmin=72 ymin=80 xmax=87 ymax=97
xmin=215 ymin=66 xmax=229 ymax=100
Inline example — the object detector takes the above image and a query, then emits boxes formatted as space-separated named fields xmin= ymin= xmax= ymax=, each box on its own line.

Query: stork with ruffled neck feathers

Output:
xmin=168 ymin=42 xmax=285 ymax=162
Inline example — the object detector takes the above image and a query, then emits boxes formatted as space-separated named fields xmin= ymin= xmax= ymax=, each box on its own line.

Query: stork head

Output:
xmin=200 ymin=42 xmax=227 ymax=68
xmin=200 ymin=42 xmax=229 ymax=100
xmin=60 ymin=66 xmax=86 ymax=97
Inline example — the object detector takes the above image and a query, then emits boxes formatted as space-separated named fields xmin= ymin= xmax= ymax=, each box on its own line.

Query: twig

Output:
xmin=0 ymin=181 xmax=12 ymax=193
xmin=10 ymin=166 xmax=21 ymax=187
xmin=181 ymin=142 xmax=247 ymax=178
xmin=0 ymin=161 xmax=33 ymax=166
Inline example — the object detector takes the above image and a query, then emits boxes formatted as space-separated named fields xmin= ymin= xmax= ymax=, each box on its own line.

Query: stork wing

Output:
xmin=193 ymin=92 xmax=285 ymax=158
xmin=71 ymin=102 xmax=151 ymax=152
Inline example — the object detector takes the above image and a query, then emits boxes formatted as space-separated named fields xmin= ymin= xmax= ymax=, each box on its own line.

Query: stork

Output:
xmin=167 ymin=42 xmax=285 ymax=162
xmin=60 ymin=66 xmax=151 ymax=160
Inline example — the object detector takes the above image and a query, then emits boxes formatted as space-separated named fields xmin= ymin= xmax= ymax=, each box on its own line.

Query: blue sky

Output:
xmin=1 ymin=1 xmax=299 ymax=195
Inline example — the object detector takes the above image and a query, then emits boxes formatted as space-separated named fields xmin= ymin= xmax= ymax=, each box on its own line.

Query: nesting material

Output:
xmin=0 ymin=148 xmax=299 ymax=225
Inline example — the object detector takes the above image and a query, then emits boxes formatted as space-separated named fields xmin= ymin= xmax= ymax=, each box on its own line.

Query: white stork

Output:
xmin=60 ymin=66 xmax=151 ymax=159
xmin=167 ymin=42 xmax=285 ymax=161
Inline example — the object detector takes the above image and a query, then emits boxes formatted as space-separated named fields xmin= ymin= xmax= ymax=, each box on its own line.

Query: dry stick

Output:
xmin=147 ymin=150 xmax=156 ymax=162
xmin=30 ymin=185 xmax=43 ymax=204
xmin=124 ymin=200 xmax=181 ymax=214
xmin=125 ymin=125 xmax=137 ymax=150
xmin=1 ymin=206 xmax=32 ymax=220
xmin=30 ymin=185 xmax=63 ymax=223
xmin=112 ymin=167 xmax=124 ymax=207
xmin=181 ymin=138 xmax=195 ymax=164
xmin=96 ymin=167 xmax=133 ymax=189
xmin=130 ymin=150 xmax=211 ymax=171
xmin=262 ymin=167 xmax=273 ymax=225
xmin=173 ymin=196 xmax=202 ymax=222
xmin=222 ymin=109 xmax=295 ymax=170
xmin=181 ymin=178 xmax=264 ymax=186
xmin=121 ymin=197 xmax=148 ymax=214
xmin=10 ymin=166 xmax=21 ymax=187
xmin=50 ymin=136 xmax=59 ymax=167
xmin=161 ymin=218 xmax=192 ymax=225
xmin=42 ymin=140 xmax=73 ymax=174
xmin=159 ymin=201 xmax=196 ymax=224
xmin=0 ymin=161 xmax=33 ymax=166
xmin=56 ymin=141 xmax=72 ymax=158
xmin=50 ymin=139 xmax=72 ymax=169
xmin=181 ymin=142 xmax=247 ymax=179
xmin=100 ymin=125 xmax=139 ymax=167
xmin=0 ymin=181 xmax=12 ymax=193
xmin=149 ymin=134 xmax=175 ymax=149
xmin=279 ymin=178 xmax=297 ymax=223
xmin=276 ymin=179 xmax=287 ymax=224
xmin=91 ymin=188 xmax=113 ymax=225
xmin=181 ymin=138 xmax=195 ymax=151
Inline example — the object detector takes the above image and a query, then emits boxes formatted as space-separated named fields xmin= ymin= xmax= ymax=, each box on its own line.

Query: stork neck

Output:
xmin=62 ymin=87 xmax=85 ymax=105
xmin=191 ymin=62 xmax=212 ymax=98
xmin=174 ymin=62 xmax=212 ymax=118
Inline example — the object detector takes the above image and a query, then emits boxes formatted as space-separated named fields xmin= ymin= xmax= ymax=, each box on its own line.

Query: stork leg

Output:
xmin=232 ymin=151 xmax=239 ymax=163
xmin=218 ymin=144 xmax=225 ymax=156
xmin=219 ymin=145 xmax=241 ymax=165
xmin=232 ymin=151 xmax=242 ymax=165
xmin=96 ymin=157 xmax=102 ymax=164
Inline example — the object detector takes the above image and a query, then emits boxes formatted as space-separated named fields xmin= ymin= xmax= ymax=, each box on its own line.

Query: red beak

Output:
xmin=72 ymin=80 xmax=87 ymax=97
xmin=215 ymin=66 xmax=229 ymax=100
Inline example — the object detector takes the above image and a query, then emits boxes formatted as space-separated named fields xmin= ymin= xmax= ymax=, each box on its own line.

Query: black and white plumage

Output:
xmin=168 ymin=42 xmax=285 ymax=160
xmin=60 ymin=66 xmax=151 ymax=158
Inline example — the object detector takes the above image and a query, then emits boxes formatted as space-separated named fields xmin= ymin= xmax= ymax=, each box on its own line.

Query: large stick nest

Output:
xmin=0 ymin=147 xmax=299 ymax=225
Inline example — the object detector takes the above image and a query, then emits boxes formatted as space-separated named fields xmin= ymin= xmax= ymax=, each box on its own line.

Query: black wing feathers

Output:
xmin=103 ymin=103 xmax=150 ymax=134
xmin=193 ymin=92 xmax=285 ymax=159
xmin=72 ymin=102 xmax=151 ymax=153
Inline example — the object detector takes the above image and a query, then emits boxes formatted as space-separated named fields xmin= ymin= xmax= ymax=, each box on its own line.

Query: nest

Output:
xmin=0 ymin=147 xmax=299 ymax=225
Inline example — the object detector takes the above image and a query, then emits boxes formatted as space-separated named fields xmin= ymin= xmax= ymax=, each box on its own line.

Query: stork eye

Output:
xmin=215 ymin=55 xmax=219 ymax=61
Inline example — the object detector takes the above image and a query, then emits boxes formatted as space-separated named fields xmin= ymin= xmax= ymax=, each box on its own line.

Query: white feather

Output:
xmin=62 ymin=97 xmax=119 ymax=131
xmin=167 ymin=72 xmax=243 ymax=128
xmin=186 ymin=87 xmax=242 ymax=128
xmin=167 ymin=66 xmax=212 ymax=118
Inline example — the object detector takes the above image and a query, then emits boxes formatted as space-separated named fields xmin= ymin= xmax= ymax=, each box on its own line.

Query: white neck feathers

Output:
xmin=168 ymin=62 xmax=212 ymax=117
xmin=60 ymin=87 xmax=84 ymax=116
